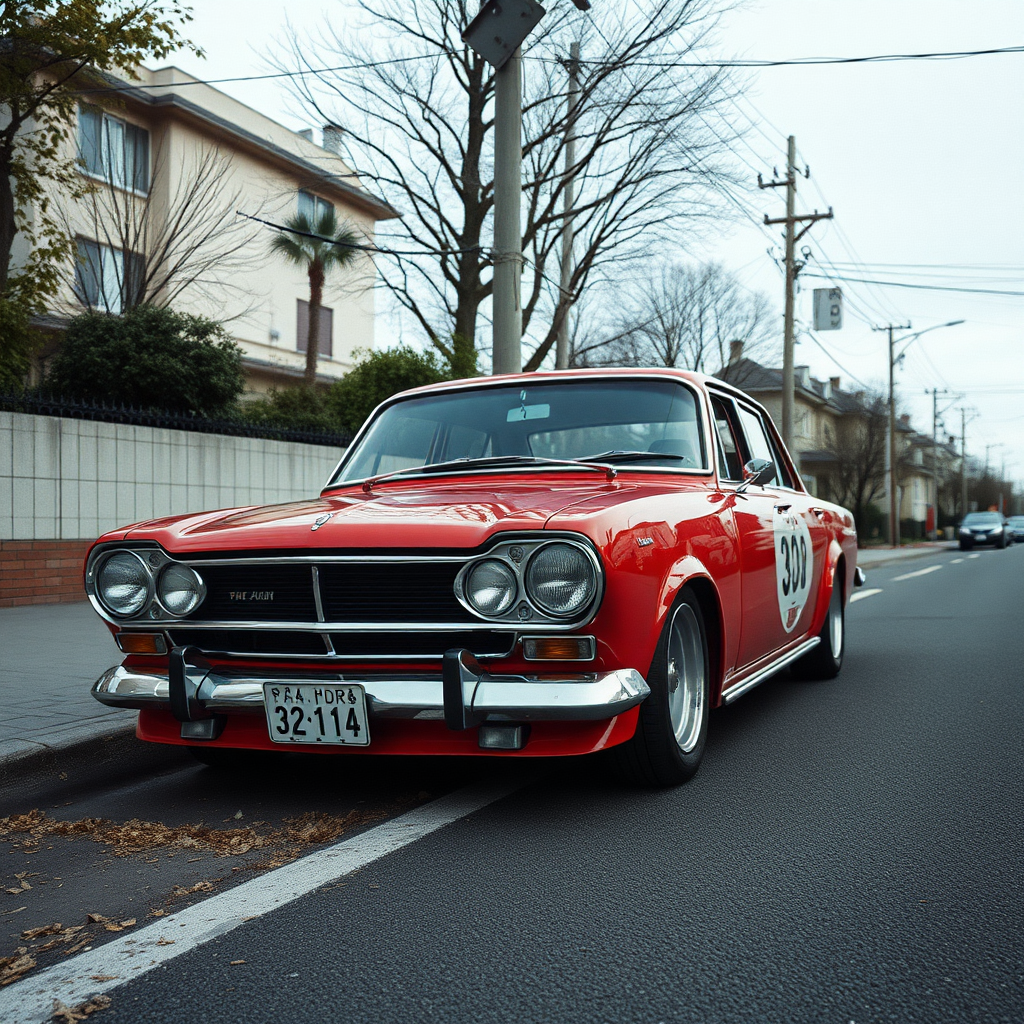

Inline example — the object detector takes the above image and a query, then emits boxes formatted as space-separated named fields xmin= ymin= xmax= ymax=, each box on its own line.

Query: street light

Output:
xmin=876 ymin=319 xmax=965 ymax=547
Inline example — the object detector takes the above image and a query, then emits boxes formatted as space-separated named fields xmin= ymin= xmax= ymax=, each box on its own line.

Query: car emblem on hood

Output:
xmin=311 ymin=512 xmax=335 ymax=532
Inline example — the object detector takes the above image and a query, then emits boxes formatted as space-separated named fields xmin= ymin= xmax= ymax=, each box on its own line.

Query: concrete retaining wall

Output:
xmin=0 ymin=411 xmax=344 ymax=606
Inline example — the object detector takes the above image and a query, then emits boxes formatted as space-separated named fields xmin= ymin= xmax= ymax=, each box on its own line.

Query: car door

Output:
xmin=733 ymin=401 xmax=828 ymax=654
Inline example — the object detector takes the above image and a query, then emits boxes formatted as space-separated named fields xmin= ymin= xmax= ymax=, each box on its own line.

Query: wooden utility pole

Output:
xmin=873 ymin=322 xmax=912 ymax=547
xmin=556 ymin=42 xmax=581 ymax=370
xmin=925 ymin=387 xmax=948 ymax=539
xmin=760 ymin=135 xmax=833 ymax=459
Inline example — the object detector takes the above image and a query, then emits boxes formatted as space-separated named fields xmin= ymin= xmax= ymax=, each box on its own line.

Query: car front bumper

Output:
xmin=92 ymin=648 xmax=651 ymax=737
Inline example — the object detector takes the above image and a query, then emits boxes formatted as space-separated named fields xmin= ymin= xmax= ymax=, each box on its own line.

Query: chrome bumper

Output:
xmin=92 ymin=654 xmax=650 ymax=725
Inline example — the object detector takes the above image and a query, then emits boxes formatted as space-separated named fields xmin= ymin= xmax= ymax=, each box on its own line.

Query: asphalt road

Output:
xmin=2 ymin=544 xmax=1022 ymax=1023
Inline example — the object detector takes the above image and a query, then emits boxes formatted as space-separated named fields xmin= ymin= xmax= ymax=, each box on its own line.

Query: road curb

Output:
xmin=0 ymin=718 xmax=189 ymax=810
xmin=856 ymin=545 xmax=954 ymax=572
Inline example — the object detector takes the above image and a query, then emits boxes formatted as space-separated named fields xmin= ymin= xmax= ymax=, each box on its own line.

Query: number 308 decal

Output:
xmin=773 ymin=509 xmax=814 ymax=633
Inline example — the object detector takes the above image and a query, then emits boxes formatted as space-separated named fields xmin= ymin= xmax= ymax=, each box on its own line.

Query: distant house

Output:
xmin=718 ymin=344 xmax=951 ymax=539
xmin=19 ymin=64 xmax=398 ymax=392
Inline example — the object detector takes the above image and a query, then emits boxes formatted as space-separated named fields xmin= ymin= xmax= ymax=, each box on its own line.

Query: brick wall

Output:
xmin=0 ymin=539 xmax=93 ymax=608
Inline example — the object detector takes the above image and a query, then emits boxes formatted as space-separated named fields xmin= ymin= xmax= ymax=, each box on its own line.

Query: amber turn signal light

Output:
xmin=116 ymin=633 xmax=168 ymax=655
xmin=521 ymin=636 xmax=596 ymax=661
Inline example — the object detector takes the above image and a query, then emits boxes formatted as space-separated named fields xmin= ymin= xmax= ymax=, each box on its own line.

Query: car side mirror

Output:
xmin=736 ymin=458 xmax=774 ymax=493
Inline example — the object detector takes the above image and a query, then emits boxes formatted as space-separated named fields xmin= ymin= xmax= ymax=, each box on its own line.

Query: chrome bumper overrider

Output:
xmin=92 ymin=652 xmax=650 ymax=726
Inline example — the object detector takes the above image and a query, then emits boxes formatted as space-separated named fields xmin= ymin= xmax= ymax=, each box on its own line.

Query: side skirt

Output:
xmin=720 ymin=637 xmax=821 ymax=705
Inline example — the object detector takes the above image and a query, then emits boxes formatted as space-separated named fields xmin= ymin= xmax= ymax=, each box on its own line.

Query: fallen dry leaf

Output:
xmin=169 ymin=881 xmax=214 ymax=899
xmin=0 ymin=947 xmax=37 ymax=986
xmin=155 ymin=938 xmax=175 ymax=946
xmin=229 ymin=959 xmax=246 ymax=965
xmin=51 ymin=994 xmax=111 ymax=1022
xmin=22 ymin=923 xmax=63 ymax=940
xmin=86 ymin=914 xmax=108 ymax=924
xmin=147 ymin=909 xmax=166 ymax=918
xmin=89 ymin=975 xmax=118 ymax=982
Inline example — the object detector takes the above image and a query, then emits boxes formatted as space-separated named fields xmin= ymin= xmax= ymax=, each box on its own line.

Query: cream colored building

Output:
xmin=30 ymin=64 xmax=397 ymax=391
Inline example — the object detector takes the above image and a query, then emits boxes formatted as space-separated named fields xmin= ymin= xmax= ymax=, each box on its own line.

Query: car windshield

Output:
xmin=331 ymin=379 xmax=706 ymax=485
xmin=962 ymin=512 xmax=1002 ymax=526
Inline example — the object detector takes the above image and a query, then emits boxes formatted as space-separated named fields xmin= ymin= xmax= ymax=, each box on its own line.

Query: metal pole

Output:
xmin=929 ymin=388 xmax=940 ymax=540
xmin=492 ymin=47 xmax=523 ymax=375
xmin=555 ymin=42 xmax=580 ymax=371
xmin=781 ymin=135 xmax=797 ymax=454
xmin=960 ymin=408 xmax=968 ymax=518
xmin=888 ymin=327 xmax=899 ymax=547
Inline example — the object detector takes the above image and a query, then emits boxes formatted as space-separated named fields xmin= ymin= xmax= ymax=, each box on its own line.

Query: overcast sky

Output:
xmin=166 ymin=1 xmax=1023 ymax=482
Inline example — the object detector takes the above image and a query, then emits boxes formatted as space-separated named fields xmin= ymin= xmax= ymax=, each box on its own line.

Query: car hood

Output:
xmin=117 ymin=477 xmax=645 ymax=554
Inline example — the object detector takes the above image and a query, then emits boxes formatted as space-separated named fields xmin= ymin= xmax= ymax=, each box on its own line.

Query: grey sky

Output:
xmin=168 ymin=0 xmax=1023 ymax=482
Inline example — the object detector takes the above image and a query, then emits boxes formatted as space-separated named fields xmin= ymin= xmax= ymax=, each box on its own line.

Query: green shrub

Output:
xmin=240 ymin=386 xmax=341 ymax=435
xmin=0 ymin=296 xmax=35 ymax=392
xmin=44 ymin=305 xmax=244 ymax=414
xmin=328 ymin=347 xmax=449 ymax=434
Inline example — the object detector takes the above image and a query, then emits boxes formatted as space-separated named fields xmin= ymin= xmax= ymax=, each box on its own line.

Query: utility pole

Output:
xmin=492 ymin=46 xmax=524 ymax=375
xmin=925 ymin=387 xmax=948 ymax=540
xmin=959 ymin=407 xmax=976 ymax=519
xmin=760 ymin=135 xmax=833 ymax=458
xmin=556 ymin=41 xmax=581 ymax=371
xmin=873 ymin=322 xmax=912 ymax=547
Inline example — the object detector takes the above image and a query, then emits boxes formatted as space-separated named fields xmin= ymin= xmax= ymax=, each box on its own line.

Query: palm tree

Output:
xmin=270 ymin=207 xmax=360 ymax=387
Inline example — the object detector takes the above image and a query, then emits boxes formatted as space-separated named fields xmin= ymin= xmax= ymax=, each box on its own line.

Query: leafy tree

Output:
xmin=44 ymin=305 xmax=243 ymax=414
xmin=328 ymin=347 xmax=449 ymax=434
xmin=0 ymin=2 xmax=199 ymax=314
xmin=269 ymin=208 xmax=361 ymax=387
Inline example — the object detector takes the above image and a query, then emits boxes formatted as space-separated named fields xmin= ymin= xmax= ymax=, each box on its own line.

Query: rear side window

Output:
xmin=709 ymin=395 xmax=744 ymax=481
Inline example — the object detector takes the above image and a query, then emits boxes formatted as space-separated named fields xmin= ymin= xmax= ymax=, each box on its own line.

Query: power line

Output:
xmin=801 ymin=272 xmax=1024 ymax=297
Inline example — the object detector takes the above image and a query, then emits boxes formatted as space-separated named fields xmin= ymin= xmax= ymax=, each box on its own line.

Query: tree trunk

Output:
xmin=305 ymin=260 xmax=325 ymax=387
xmin=0 ymin=151 xmax=17 ymax=294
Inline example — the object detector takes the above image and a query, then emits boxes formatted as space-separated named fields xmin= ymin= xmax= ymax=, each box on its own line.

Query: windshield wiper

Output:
xmin=580 ymin=450 xmax=692 ymax=465
xmin=359 ymin=455 xmax=615 ymax=492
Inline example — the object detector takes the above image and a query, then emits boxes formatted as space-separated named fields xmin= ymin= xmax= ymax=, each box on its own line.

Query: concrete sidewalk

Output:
xmin=855 ymin=541 xmax=955 ymax=570
xmin=0 ymin=601 xmax=131 ymax=770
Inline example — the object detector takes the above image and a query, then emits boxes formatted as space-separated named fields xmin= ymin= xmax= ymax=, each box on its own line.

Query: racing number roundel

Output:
xmin=773 ymin=508 xmax=813 ymax=633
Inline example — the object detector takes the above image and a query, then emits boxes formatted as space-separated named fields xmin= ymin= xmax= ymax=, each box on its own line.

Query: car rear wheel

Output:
xmin=617 ymin=591 xmax=710 ymax=787
xmin=791 ymin=574 xmax=844 ymax=680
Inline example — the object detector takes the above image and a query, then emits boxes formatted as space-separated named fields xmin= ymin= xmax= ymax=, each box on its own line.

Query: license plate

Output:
xmin=263 ymin=683 xmax=370 ymax=746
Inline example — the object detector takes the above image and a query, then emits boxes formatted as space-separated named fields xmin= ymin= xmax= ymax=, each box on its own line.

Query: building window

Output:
xmin=297 ymin=299 xmax=333 ymax=359
xmin=75 ymin=238 xmax=145 ymax=314
xmin=78 ymin=104 xmax=150 ymax=192
xmin=297 ymin=190 xmax=333 ymax=224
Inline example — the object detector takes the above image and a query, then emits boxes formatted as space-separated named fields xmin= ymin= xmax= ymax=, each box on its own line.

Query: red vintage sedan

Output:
xmin=87 ymin=369 xmax=861 ymax=785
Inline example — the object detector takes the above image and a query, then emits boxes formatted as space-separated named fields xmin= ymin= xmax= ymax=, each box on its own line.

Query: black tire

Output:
xmin=997 ymin=533 xmax=1007 ymax=549
xmin=791 ymin=574 xmax=844 ymax=680
xmin=617 ymin=591 xmax=710 ymax=787
xmin=959 ymin=539 xmax=972 ymax=551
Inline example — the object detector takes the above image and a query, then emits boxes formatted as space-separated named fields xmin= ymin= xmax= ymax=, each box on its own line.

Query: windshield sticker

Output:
xmin=774 ymin=508 xmax=813 ymax=633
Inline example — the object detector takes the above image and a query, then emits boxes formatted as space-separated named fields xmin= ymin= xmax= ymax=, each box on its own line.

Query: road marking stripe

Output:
xmin=892 ymin=564 xmax=943 ymax=581
xmin=968 ymin=553 xmax=981 ymax=559
xmin=0 ymin=778 xmax=528 ymax=1024
xmin=950 ymin=558 xmax=964 ymax=563
xmin=849 ymin=588 xmax=883 ymax=603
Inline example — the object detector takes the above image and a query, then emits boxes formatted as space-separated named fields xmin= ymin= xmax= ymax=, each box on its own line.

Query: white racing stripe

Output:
xmin=892 ymin=564 xmax=943 ymax=582
xmin=0 ymin=778 xmax=528 ymax=1024
xmin=849 ymin=588 xmax=883 ymax=603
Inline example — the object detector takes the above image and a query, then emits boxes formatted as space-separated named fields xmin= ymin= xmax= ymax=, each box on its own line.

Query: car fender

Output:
xmin=655 ymin=553 xmax=728 ymax=704
xmin=808 ymin=538 xmax=846 ymax=637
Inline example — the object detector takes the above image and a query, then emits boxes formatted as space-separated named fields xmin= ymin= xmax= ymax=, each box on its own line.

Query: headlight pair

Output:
xmin=462 ymin=541 xmax=599 ymax=621
xmin=95 ymin=550 xmax=204 ymax=618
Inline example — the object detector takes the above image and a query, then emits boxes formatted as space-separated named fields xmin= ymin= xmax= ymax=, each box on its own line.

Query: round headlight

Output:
xmin=465 ymin=560 xmax=517 ymax=616
xmin=96 ymin=551 xmax=152 ymax=617
xmin=525 ymin=543 xmax=597 ymax=617
xmin=157 ymin=563 xmax=205 ymax=617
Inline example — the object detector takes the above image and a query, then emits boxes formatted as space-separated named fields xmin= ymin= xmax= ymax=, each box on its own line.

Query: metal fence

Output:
xmin=0 ymin=391 xmax=351 ymax=448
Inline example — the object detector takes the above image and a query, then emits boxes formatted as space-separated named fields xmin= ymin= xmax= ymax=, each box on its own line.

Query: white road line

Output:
xmin=849 ymin=588 xmax=883 ymax=603
xmin=951 ymin=558 xmax=964 ymax=564
xmin=0 ymin=778 xmax=527 ymax=1024
xmin=892 ymin=564 xmax=943 ymax=582
xmin=968 ymin=553 xmax=981 ymax=559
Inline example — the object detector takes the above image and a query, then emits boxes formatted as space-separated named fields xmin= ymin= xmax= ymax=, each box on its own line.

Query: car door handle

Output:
xmin=774 ymin=503 xmax=792 ymax=512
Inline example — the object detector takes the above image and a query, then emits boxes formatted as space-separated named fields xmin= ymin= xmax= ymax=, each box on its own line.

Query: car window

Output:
xmin=334 ymin=379 xmax=707 ymax=483
xmin=736 ymin=405 xmax=781 ymax=486
xmin=709 ymin=395 xmax=744 ymax=481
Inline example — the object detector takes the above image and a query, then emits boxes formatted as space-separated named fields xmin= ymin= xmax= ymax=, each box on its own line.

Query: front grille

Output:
xmin=318 ymin=563 xmax=469 ymax=623
xmin=329 ymin=631 xmax=514 ymax=658
xmin=192 ymin=566 xmax=317 ymax=622
xmin=169 ymin=629 xmax=328 ymax=656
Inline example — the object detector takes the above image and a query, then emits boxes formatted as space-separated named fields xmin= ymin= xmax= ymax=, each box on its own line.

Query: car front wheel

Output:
xmin=617 ymin=591 xmax=710 ymax=787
